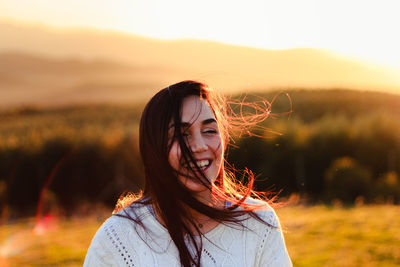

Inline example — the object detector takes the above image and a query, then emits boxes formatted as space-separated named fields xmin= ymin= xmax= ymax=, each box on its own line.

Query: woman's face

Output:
xmin=168 ymin=95 xmax=224 ymax=194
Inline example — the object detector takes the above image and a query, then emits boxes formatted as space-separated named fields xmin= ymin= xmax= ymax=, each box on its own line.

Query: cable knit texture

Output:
xmin=84 ymin=198 xmax=292 ymax=267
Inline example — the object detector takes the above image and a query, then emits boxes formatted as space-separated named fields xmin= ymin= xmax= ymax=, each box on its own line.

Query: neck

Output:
xmin=152 ymin=191 xmax=224 ymax=234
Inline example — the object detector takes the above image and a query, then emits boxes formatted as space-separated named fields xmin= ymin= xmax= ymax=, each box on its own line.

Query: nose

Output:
xmin=189 ymin=133 xmax=208 ymax=153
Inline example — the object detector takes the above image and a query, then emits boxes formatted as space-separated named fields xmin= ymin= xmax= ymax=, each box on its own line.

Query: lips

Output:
xmin=183 ymin=159 xmax=212 ymax=171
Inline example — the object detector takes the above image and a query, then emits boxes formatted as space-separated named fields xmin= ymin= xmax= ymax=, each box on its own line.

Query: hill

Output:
xmin=1 ymin=20 xmax=400 ymax=108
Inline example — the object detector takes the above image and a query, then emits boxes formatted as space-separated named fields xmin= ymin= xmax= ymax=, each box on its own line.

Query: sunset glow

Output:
xmin=1 ymin=0 xmax=400 ymax=69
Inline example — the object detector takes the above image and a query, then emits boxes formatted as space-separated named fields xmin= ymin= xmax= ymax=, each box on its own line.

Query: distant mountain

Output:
xmin=0 ymin=52 xmax=182 ymax=107
xmin=1 ymin=20 xmax=399 ymax=107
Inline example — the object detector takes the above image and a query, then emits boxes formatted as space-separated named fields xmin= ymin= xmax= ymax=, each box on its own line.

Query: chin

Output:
xmin=178 ymin=175 xmax=211 ymax=193
xmin=177 ymin=158 xmax=222 ymax=188
xmin=186 ymin=182 xmax=209 ymax=193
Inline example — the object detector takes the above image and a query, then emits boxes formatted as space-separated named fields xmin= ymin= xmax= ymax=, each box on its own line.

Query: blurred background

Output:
xmin=0 ymin=0 xmax=399 ymax=266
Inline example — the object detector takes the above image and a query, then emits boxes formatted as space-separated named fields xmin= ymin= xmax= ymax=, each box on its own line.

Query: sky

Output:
xmin=1 ymin=0 xmax=400 ymax=69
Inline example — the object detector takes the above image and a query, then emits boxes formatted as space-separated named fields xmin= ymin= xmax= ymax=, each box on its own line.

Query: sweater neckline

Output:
xmin=144 ymin=203 xmax=225 ymax=239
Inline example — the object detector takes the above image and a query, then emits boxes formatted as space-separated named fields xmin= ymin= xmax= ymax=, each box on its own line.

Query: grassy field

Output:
xmin=0 ymin=205 xmax=399 ymax=266
xmin=278 ymin=205 xmax=400 ymax=267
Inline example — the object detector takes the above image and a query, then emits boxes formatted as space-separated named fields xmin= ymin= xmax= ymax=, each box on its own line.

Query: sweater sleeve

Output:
xmin=256 ymin=209 xmax=292 ymax=267
xmin=83 ymin=223 xmax=119 ymax=267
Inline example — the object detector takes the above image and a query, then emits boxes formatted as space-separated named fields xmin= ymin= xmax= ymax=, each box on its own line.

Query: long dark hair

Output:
xmin=115 ymin=80 xmax=275 ymax=267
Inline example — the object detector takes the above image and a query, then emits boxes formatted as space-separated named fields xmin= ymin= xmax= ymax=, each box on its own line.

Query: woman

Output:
xmin=84 ymin=80 xmax=292 ymax=267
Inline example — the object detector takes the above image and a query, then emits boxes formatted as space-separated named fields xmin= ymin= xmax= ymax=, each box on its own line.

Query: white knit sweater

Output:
xmin=84 ymin=198 xmax=292 ymax=267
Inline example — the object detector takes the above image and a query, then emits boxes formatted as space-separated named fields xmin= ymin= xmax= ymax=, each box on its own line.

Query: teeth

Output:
xmin=188 ymin=160 xmax=210 ymax=169
xmin=198 ymin=160 xmax=209 ymax=167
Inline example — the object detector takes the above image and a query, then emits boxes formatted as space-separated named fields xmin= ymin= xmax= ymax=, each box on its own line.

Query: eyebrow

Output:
xmin=173 ymin=118 xmax=217 ymax=128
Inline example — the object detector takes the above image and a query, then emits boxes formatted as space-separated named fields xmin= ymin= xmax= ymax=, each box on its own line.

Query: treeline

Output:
xmin=1 ymin=89 xmax=400 ymax=217
xmin=229 ymin=89 xmax=400 ymax=203
xmin=0 ymin=105 xmax=145 ymax=217
xmin=228 ymin=114 xmax=400 ymax=203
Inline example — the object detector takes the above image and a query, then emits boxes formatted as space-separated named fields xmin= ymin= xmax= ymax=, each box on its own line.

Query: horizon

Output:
xmin=0 ymin=17 xmax=398 ymax=71
xmin=2 ymin=14 xmax=400 ymax=107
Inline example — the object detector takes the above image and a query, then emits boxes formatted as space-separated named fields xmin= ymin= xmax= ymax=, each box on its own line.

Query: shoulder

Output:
xmin=242 ymin=198 xmax=292 ymax=266
xmin=96 ymin=202 xmax=149 ymax=233
xmin=83 ymin=216 xmax=132 ymax=266
xmin=243 ymin=197 xmax=280 ymax=228
xmin=223 ymin=197 xmax=291 ymax=265
xmin=85 ymin=210 xmax=140 ymax=253
xmin=84 ymin=203 xmax=152 ymax=266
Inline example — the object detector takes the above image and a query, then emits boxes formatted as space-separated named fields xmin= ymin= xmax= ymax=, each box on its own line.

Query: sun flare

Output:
xmin=1 ymin=0 xmax=400 ymax=69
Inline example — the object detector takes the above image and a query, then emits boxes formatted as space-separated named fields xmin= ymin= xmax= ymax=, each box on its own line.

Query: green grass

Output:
xmin=278 ymin=205 xmax=400 ymax=267
xmin=0 ymin=205 xmax=399 ymax=266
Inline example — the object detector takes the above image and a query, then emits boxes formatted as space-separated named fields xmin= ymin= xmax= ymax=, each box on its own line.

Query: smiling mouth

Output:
xmin=183 ymin=159 xmax=212 ymax=171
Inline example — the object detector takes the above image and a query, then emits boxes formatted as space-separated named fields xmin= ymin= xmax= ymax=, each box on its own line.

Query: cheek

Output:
xmin=168 ymin=142 xmax=181 ymax=170
xmin=215 ymin=136 xmax=224 ymax=152
xmin=211 ymin=137 xmax=224 ymax=162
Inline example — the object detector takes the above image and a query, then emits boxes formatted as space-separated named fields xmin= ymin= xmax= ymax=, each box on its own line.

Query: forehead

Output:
xmin=181 ymin=95 xmax=215 ymax=123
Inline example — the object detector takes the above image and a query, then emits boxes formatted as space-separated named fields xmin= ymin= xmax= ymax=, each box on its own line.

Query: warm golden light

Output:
xmin=1 ymin=0 xmax=400 ymax=69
